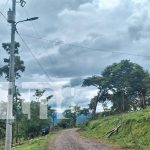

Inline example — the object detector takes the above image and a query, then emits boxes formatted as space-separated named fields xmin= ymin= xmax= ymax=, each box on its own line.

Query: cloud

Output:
xmin=70 ymin=77 xmax=83 ymax=87
xmin=1 ymin=0 xmax=150 ymax=110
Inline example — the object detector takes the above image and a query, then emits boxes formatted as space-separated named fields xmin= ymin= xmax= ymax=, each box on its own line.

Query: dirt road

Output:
xmin=51 ymin=129 xmax=120 ymax=150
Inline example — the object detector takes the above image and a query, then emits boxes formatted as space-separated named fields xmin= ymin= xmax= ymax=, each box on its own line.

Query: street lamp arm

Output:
xmin=16 ymin=17 xmax=39 ymax=25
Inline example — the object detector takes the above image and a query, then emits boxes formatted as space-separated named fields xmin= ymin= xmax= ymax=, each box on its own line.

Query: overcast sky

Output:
xmin=1 ymin=0 xmax=150 ymax=112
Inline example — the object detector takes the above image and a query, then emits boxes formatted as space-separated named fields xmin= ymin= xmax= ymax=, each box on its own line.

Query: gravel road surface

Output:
xmin=51 ymin=129 xmax=121 ymax=150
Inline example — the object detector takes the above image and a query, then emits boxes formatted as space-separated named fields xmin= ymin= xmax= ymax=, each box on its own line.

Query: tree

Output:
xmin=0 ymin=42 xmax=25 ymax=80
xmin=82 ymin=76 xmax=109 ymax=118
xmin=48 ymin=107 xmax=56 ymax=128
xmin=102 ymin=60 xmax=149 ymax=111
xmin=63 ymin=106 xmax=80 ymax=127
xmin=0 ymin=42 xmax=25 ymax=144
xmin=21 ymin=90 xmax=53 ymax=139
xmin=34 ymin=89 xmax=46 ymax=101
xmin=0 ymin=102 xmax=7 ymax=140
xmin=13 ymin=87 xmax=23 ymax=143
xmin=21 ymin=101 xmax=49 ymax=139
xmin=80 ymin=108 xmax=90 ymax=119
xmin=82 ymin=60 xmax=150 ymax=116
xmin=89 ymin=96 xmax=99 ymax=118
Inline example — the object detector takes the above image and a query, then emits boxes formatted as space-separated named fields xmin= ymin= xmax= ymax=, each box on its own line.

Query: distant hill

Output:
xmin=80 ymin=109 xmax=150 ymax=150
xmin=51 ymin=113 xmax=88 ymax=125
xmin=77 ymin=114 xmax=88 ymax=124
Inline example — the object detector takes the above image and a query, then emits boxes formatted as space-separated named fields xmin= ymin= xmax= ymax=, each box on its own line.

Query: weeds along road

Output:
xmin=51 ymin=129 xmax=120 ymax=150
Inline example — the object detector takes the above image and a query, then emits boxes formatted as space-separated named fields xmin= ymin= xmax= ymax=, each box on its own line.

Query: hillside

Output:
xmin=80 ymin=109 xmax=150 ymax=150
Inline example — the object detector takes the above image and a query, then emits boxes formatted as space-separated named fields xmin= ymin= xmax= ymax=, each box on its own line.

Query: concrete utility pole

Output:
xmin=5 ymin=0 xmax=16 ymax=149
xmin=5 ymin=0 xmax=37 ymax=149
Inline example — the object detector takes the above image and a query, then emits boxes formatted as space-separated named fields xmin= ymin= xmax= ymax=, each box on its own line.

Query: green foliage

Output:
xmin=82 ymin=60 xmax=150 ymax=118
xmin=102 ymin=60 xmax=148 ymax=111
xmin=59 ymin=106 xmax=81 ymax=128
xmin=0 ymin=42 xmax=25 ymax=145
xmin=0 ymin=42 xmax=25 ymax=80
xmin=2 ymin=42 xmax=20 ymax=54
xmin=80 ymin=108 xmax=90 ymax=118
xmin=57 ymin=119 xmax=72 ymax=129
xmin=80 ymin=108 xmax=150 ymax=150
xmin=12 ymin=133 xmax=55 ymax=150
xmin=83 ymin=76 xmax=109 ymax=118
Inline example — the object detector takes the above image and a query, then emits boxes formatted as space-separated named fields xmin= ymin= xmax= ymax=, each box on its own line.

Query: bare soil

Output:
xmin=50 ymin=129 xmax=121 ymax=150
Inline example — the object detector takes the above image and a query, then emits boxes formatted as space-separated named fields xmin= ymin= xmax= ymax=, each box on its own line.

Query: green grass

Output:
xmin=0 ymin=140 xmax=4 ymax=150
xmin=0 ymin=133 xmax=55 ymax=150
xmin=13 ymin=133 xmax=55 ymax=150
xmin=80 ymin=108 xmax=150 ymax=150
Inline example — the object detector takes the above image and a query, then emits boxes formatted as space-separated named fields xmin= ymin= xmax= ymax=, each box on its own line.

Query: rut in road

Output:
xmin=50 ymin=129 xmax=121 ymax=150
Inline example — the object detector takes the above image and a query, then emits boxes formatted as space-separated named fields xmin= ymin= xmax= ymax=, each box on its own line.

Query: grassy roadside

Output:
xmin=12 ymin=133 xmax=56 ymax=150
xmin=0 ymin=140 xmax=4 ymax=150
xmin=0 ymin=133 xmax=56 ymax=150
xmin=79 ymin=109 xmax=150 ymax=150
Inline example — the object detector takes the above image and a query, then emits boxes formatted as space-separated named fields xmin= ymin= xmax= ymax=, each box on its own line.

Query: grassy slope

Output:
xmin=0 ymin=140 xmax=4 ymax=150
xmin=0 ymin=133 xmax=55 ymax=150
xmin=13 ymin=133 xmax=55 ymax=150
xmin=80 ymin=109 xmax=150 ymax=150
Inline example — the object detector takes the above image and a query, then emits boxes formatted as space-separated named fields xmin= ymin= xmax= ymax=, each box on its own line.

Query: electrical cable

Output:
xmin=18 ymin=32 xmax=150 ymax=59
xmin=0 ymin=11 xmax=7 ymax=21
xmin=16 ymin=29 xmax=53 ymax=83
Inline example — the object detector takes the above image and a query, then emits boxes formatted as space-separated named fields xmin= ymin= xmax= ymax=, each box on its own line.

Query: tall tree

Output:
xmin=13 ymin=87 xmax=23 ymax=143
xmin=0 ymin=42 xmax=25 ymax=143
xmin=21 ymin=90 xmax=53 ymax=139
xmin=0 ymin=42 xmax=25 ymax=79
xmin=82 ymin=76 xmax=109 ymax=118
xmin=102 ymin=60 xmax=149 ymax=111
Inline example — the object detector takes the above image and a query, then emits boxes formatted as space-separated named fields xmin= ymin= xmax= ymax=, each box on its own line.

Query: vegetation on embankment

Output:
xmin=12 ymin=133 xmax=55 ymax=150
xmin=0 ymin=133 xmax=55 ymax=150
xmin=80 ymin=109 xmax=150 ymax=150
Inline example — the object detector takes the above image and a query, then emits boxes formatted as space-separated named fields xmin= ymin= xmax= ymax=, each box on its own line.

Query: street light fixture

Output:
xmin=16 ymin=17 xmax=39 ymax=25
xmin=7 ymin=8 xmax=39 ymax=24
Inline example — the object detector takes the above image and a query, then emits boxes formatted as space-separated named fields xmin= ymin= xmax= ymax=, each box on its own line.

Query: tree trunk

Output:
xmin=16 ymin=120 xmax=19 ymax=143
xmin=92 ymin=100 xmax=98 ymax=119
xmin=141 ymin=93 xmax=146 ymax=109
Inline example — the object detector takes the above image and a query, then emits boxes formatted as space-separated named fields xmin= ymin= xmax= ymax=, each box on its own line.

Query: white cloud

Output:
xmin=97 ymin=0 xmax=120 ymax=10
xmin=1 ymin=0 xmax=150 ymax=111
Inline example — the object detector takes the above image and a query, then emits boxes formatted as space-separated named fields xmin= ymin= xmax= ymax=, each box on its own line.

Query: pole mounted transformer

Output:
xmin=7 ymin=9 xmax=14 ymax=23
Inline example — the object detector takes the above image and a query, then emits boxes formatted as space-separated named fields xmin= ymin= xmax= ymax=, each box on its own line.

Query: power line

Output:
xmin=22 ymin=7 xmax=54 ymax=58
xmin=1 ymin=1 xmax=149 ymax=60
xmin=18 ymin=32 xmax=150 ymax=59
xmin=19 ymin=6 xmax=148 ymax=59
xmin=19 ymin=32 xmax=51 ymax=42
xmin=0 ymin=11 xmax=7 ymax=21
xmin=16 ymin=30 xmax=53 ymax=82
xmin=68 ymin=44 xmax=150 ymax=58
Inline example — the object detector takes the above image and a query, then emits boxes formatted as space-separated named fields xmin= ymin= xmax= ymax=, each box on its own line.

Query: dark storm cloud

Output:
xmin=70 ymin=77 xmax=83 ymax=87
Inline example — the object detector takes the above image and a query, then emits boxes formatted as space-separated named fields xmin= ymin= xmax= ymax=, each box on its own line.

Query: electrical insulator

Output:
xmin=20 ymin=0 xmax=26 ymax=7
xmin=7 ymin=9 xmax=14 ymax=23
